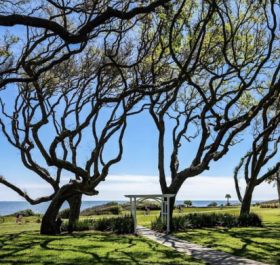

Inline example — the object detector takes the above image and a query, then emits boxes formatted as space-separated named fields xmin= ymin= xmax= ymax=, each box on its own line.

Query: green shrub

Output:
xmin=61 ymin=215 xmax=133 ymax=234
xmin=151 ymin=212 xmax=263 ymax=232
xmin=238 ymin=212 xmax=263 ymax=227
xmin=121 ymin=201 xmax=161 ymax=211
xmin=59 ymin=208 xmax=70 ymax=219
xmin=172 ymin=215 xmax=192 ymax=231
xmin=14 ymin=209 xmax=36 ymax=217
xmin=260 ymin=203 xmax=278 ymax=208
xmin=207 ymin=202 xmax=218 ymax=207
xmin=94 ymin=217 xmax=112 ymax=231
xmin=80 ymin=203 xmax=123 ymax=216
xmin=219 ymin=213 xmax=238 ymax=228
xmin=107 ymin=205 xmax=123 ymax=215
xmin=110 ymin=215 xmax=134 ymax=234
xmin=151 ymin=217 xmax=165 ymax=231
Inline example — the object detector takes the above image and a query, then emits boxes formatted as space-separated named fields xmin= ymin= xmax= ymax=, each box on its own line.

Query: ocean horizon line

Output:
xmin=0 ymin=199 xmax=269 ymax=202
xmin=0 ymin=199 xmax=267 ymax=216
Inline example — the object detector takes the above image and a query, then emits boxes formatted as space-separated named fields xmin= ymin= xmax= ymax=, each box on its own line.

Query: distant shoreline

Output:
xmin=260 ymin=199 xmax=279 ymax=204
xmin=0 ymin=199 xmax=268 ymax=216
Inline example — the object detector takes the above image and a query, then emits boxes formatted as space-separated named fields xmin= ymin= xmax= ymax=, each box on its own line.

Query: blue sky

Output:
xmin=0 ymin=102 xmax=277 ymax=202
xmin=0 ymin=19 xmax=278 ymax=203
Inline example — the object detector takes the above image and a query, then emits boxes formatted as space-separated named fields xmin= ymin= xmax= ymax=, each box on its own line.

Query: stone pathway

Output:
xmin=137 ymin=226 xmax=269 ymax=265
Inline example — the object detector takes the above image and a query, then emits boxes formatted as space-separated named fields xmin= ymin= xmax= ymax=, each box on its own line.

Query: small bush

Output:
xmin=81 ymin=203 xmax=123 ymax=216
xmin=151 ymin=217 xmax=165 ymax=231
xmin=110 ymin=215 xmax=134 ymax=234
xmin=94 ymin=217 xmax=112 ymax=231
xmin=260 ymin=203 xmax=279 ymax=208
xmin=151 ymin=212 xmax=263 ymax=232
xmin=238 ymin=212 xmax=263 ymax=227
xmin=172 ymin=215 xmax=192 ymax=231
xmin=14 ymin=209 xmax=36 ymax=217
xmin=220 ymin=213 xmax=238 ymax=228
xmin=59 ymin=208 xmax=70 ymax=219
xmin=121 ymin=201 xmax=161 ymax=211
xmin=207 ymin=202 xmax=218 ymax=207
xmin=61 ymin=215 xmax=133 ymax=234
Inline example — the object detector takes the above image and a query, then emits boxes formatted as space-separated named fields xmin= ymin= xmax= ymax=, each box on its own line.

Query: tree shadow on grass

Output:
xmin=0 ymin=231 xmax=205 ymax=265
xmin=175 ymin=224 xmax=280 ymax=265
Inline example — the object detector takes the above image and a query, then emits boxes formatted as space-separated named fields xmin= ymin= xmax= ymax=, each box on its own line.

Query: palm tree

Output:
xmin=225 ymin=194 xmax=231 ymax=205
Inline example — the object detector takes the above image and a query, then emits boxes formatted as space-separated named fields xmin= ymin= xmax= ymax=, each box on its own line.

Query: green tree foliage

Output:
xmin=183 ymin=200 xmax=193 ymax=207
xmin=147 ymin=0 xmax=280 ymax=220
xmin=234 ymin=99 xmax=280 ymax=214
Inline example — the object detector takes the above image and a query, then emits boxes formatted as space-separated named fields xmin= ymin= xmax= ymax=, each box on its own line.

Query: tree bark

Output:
xmin=240 ymin=183 xmax=255 ymax=214
xmin=168 ymin=195 xmax=176 ymax=222
xmin=41 ymin=180 xmax=98 ymax=235
xmin=158 ymin=195 xmax=176 ymax=232
xmin=276 ymin=176 xmax=280 ymax=209
xmin=67 ymin=193 xmax=82 ymax=232
xmin=41 ymin=191 xmax=66 ymax=235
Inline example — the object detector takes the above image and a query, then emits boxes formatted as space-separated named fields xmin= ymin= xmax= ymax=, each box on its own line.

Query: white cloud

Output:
xmin=1 ymin=174 xmax=277 ymax=201
xmin=86 ymin=174 xmax=277 ymax=201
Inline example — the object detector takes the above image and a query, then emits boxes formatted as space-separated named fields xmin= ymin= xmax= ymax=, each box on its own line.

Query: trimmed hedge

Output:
xmin=151 ymin=212 xmax=263 ymax=232
xmin=61 ymin=215 xmax=134 ymax=234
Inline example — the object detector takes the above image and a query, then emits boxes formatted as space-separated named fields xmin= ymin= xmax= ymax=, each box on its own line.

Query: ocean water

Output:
xmin=0 ymin=200 xmax=261 ymax=216
xmin=0 ymin=201 xmax=127 ymax=216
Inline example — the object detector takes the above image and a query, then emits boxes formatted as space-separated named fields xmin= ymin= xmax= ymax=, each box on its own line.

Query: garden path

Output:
xmin=137 ymin=226 xmax=269 ymax=265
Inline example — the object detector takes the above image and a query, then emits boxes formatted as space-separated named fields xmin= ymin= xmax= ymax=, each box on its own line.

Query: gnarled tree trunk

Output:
xmin=67 ymin=193 xmax=82 ymax=232
xmin=41 ymin=180 xmax=98 ymax=235
xmin=240 ymin=183 xmax=255 ymax=214
xmin=276 ymin=176 xmax=280 ymax=209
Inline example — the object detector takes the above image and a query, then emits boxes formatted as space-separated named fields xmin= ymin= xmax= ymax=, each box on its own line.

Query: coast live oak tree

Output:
xmin=0 ymin=43 xmax=147 ymax=234
xmin=147 ymin=0 xmax=280 ymax=219
xmin=234 ymin=102 xmax=280 ymax=214
xmin=0 ymin=0 xmax=173 ymax=234
xmin=0 ymin=0 xmax=171 ymax=89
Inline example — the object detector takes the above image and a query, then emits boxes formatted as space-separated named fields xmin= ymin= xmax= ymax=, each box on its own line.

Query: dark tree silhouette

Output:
xmin=234 ymin=103 xmax=280 ymax=214
xmin=266 ymin=171 xmax=280 ymax=209
xmin=0 ymin=46 xmax=146 ymax=234
xmin=146 ymin=0 xmax=280 ymax=219
xmin=0 ymin=0 xmax=173 ymax=234
xmin=0 ymin=0 xmax=170 ymax=88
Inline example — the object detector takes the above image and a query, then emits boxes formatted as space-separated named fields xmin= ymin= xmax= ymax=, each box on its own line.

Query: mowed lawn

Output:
xmin=0 ymin=216 xmax=205 ymax=265
xmin=0 ymin=206 xmax=279 ymax=264
xmin=171 ymin=207 xmax=280 ymax=265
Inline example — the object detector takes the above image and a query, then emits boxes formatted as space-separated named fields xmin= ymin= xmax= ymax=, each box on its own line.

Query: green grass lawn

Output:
xmin=0 ymin=215 xmax=206 ymax=265
xmin=171 ymin=207 xmax=280 ymax=265
xmin=1 ymin=206 xmax=279 ymax=264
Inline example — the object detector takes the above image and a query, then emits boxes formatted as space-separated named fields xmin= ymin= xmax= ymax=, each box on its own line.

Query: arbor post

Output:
xmin=125 ymin=194 xmax=175 ymax=234
xmin=167 ymin=196 xmax=170 ymax=233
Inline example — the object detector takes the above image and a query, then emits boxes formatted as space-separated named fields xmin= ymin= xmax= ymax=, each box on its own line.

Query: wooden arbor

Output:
xmin=124 ymin=194 xmax=175 ymax=234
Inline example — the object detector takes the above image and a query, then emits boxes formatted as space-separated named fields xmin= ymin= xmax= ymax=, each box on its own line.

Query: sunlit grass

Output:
xmin=2 ymin=206 xmax=279 ymax=264
xmin=0 ymin=214 xmax=206 ymax=264
xmin=172 ymin=207 xmax=280 ymax=265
